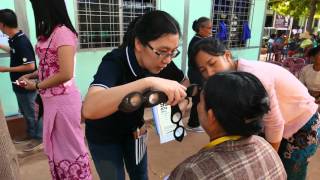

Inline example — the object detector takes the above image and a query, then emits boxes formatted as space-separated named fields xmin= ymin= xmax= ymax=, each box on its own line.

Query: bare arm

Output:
xmin=82 ymin=77 xmax=187 ymax=120
xmin=0 ymin=44 xmax=10 ymax=53
xmin=0 ymin=63 xmax=35 ymax=73
xmin=18 ymin=70 xmax=38 ymax=80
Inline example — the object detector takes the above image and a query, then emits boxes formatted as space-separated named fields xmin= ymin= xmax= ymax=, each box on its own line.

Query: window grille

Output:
xmin=76 ymin=0 xmax=156 ymax=49
xmin=211 ymin=0 xmax=252 ymax=48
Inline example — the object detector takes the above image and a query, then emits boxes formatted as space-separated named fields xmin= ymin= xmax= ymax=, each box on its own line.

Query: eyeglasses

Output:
xmin=118 ymin=90 xmax=168 ymax=113
xmin=118 ymin=85 xmax=203 ymax=142
xmin=170 ymin=105 xmax=185 ymax=142
xmin=118 ymin=84 xmax=202 ymax=113
xmin=146 ymin=43 xmax=180 ymax=59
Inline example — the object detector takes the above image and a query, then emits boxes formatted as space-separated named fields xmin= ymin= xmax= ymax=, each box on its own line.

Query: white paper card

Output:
xmin=152 ymin=103 xmax=186 ymax=144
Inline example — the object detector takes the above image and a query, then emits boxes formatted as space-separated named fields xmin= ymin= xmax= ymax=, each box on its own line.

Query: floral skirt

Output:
xmin=279 ymin=112 xmax=320 ymax=180
xmin=42 ymin=92 xmax=92 ymax=180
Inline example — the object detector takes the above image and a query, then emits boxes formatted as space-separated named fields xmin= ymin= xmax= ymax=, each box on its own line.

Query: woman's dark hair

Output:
xmin=0 ymin=9 xmax=18 ymax=28
xmin=307 ymin=46 xmax=320 ymax=57
xmin=189 ymin=37 xmax=227 ymax=67
xmin=30 ymin=0 xmax=77 ymax=39
xmin=192 ymin=17 xmax=210 ymax=33
xmin=203 ymin=71 xmax=270 ymax=136
xmin=119 ymin=16 xmax=141 ymax=49
xmin=120 ymin=10 xmax=181 ymax=48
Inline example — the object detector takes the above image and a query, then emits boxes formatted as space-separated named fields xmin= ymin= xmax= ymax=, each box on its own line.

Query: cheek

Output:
xmin=216 ymin=61 xmax=230 ymax=72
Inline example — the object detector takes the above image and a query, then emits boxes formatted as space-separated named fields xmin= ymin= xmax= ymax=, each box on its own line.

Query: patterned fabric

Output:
xmin=169 ymin=136 xmax=286 ymax=180
xmin=279 ymin=113 xmax=320 ymax=180
xmin=36 ymin=25 xmax=78 ymax=97
xmin=49 ymin=153 xmax=91 ymax=180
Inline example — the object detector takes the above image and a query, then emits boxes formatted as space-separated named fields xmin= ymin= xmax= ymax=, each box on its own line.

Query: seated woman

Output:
xmin=168 ymin=71 xmax=287 ymax=180
xmin=299 ymin=46 xmax=320 ymax=104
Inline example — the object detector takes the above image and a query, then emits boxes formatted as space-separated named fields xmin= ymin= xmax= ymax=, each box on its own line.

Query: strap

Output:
xmin=204 ymin=136 xmax=241 ymax=149
xmin=40 ymin=33 xmax=55 ymax=80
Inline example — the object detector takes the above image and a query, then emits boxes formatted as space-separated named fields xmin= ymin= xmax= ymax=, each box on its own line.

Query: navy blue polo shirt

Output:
xmin=8 ymin=31 xmax=36 ymax=93
xmin=85 ymin=46 xmax=185 ymax=144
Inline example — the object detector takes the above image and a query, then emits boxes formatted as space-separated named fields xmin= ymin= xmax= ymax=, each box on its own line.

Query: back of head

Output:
xmin=307 ymin=46 xmax=320 ymax=57
xmin=192 ymin=17 xmax=210 ymax=33
xmin=0 ymin=9 xmax=18 ymax=28
xmin=30 ymin=0 xmax=77 ymax=39
xmin=270 ymin=34 xmax=276 ymax=39
xmin=190 ymin=37 xmax=227 ymax=66
xmin=121 ymin=10 xmax=181 ymax=48
xmin=203 ymin=71 xmax=270 ymax=136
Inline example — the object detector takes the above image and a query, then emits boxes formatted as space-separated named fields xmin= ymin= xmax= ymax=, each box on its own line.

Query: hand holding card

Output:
xmin=12 ymin=80 xmax=27 ymax=87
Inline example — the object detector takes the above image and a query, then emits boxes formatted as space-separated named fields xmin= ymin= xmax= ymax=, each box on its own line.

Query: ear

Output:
xmin=207 ymin=109 xmax=216 ymax=126
xmin=134 ymin=38 xmax=143 ymax=52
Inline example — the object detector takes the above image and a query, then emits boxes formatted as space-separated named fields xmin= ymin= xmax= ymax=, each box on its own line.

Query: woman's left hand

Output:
xmin=22 ymin=79 xmax=37 ymax=90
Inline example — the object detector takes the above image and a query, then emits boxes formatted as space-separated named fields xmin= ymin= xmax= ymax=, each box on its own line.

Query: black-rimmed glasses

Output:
xmin=118 ymin=90 xmax=168 ymax=113
xmin=118 ymin=84 xmax=203 ymax=142
xmin=170 ymin=105 xmax=185 ymax=142
xmin=146 ymin=43 xmax=180 ymax=59
xmin=118 ymin=84 xmax=202 ymax=113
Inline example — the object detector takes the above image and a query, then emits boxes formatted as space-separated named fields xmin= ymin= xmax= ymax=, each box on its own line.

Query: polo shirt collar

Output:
xmin=125 ymin=46 xmax=149 ymax=77
xmin=9 ymin=30 xmax=24 ymax=43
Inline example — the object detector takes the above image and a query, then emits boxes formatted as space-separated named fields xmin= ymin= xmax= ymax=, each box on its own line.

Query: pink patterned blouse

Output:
xmin=36 ymin=25 xmax=79 ymax=97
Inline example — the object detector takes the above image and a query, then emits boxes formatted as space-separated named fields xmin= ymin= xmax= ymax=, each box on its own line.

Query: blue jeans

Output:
xmin=88 ymin=136 xmax=148 ymax=180
xmin=15 ymin=91 xmax=42 ymax=139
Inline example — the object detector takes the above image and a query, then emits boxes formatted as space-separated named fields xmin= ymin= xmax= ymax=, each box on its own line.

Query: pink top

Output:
xmin=238 ymin=59 xmax=317 ymax=143
xmin=36 ymin=25 xmax=79 ymax=97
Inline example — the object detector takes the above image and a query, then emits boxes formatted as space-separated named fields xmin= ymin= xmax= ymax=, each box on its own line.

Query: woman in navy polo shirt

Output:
xmin=82 ymin=11 xmax=188 ymax=180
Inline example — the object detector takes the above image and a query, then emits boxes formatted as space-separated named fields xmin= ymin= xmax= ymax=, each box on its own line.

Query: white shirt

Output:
xmin=299 ymin=64 xmax=320 ymax=91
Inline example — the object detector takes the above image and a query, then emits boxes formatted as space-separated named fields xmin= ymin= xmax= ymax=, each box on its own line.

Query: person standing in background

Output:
xmin=0 ymin=9 xmax=42 ymax=152
xmin=186 ymin=17 xmax=212 ymax=132
xmin=20 ymin=0 xmax=92 ymax=179
xmin=299 ymin=46 xmax=320 ymax=104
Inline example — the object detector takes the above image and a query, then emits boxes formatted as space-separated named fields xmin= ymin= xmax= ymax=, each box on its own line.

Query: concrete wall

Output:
xmin=0 ymin=0 xmax=267 ymax=116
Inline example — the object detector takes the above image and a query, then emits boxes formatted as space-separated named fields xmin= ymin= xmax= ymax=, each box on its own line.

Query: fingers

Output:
xmin=171 ymin=88 xmax=182 ymax=106
xmin=151 ymin=77 xmax=187 ymax=106
xmin=23 ymin=79 xmax=36 ymax=90
xmin=167 ymin=84 xmax=187 ymax=106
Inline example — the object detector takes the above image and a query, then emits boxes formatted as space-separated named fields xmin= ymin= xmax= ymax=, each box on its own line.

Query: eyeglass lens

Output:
xmin=171 ymin=106 xmax=185 ymax=142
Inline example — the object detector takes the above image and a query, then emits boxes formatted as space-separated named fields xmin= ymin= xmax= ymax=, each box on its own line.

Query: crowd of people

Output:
xmin=0 ymin=1 xmax=319 ymax=179
xmin=266 ymin=30 xmax=320 ymax=62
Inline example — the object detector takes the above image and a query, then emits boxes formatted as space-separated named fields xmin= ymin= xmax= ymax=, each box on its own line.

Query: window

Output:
xmin=211 ymin=0 xmax=252 ymax=48
xmin=265 ymin=15 xmax=273 ymax=28
xmin=76 ymin=0 xmax=157 ymax=49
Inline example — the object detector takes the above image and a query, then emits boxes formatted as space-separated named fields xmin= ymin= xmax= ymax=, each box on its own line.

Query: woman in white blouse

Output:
xmin=299 ymin=46 xmax=320 ymax=104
